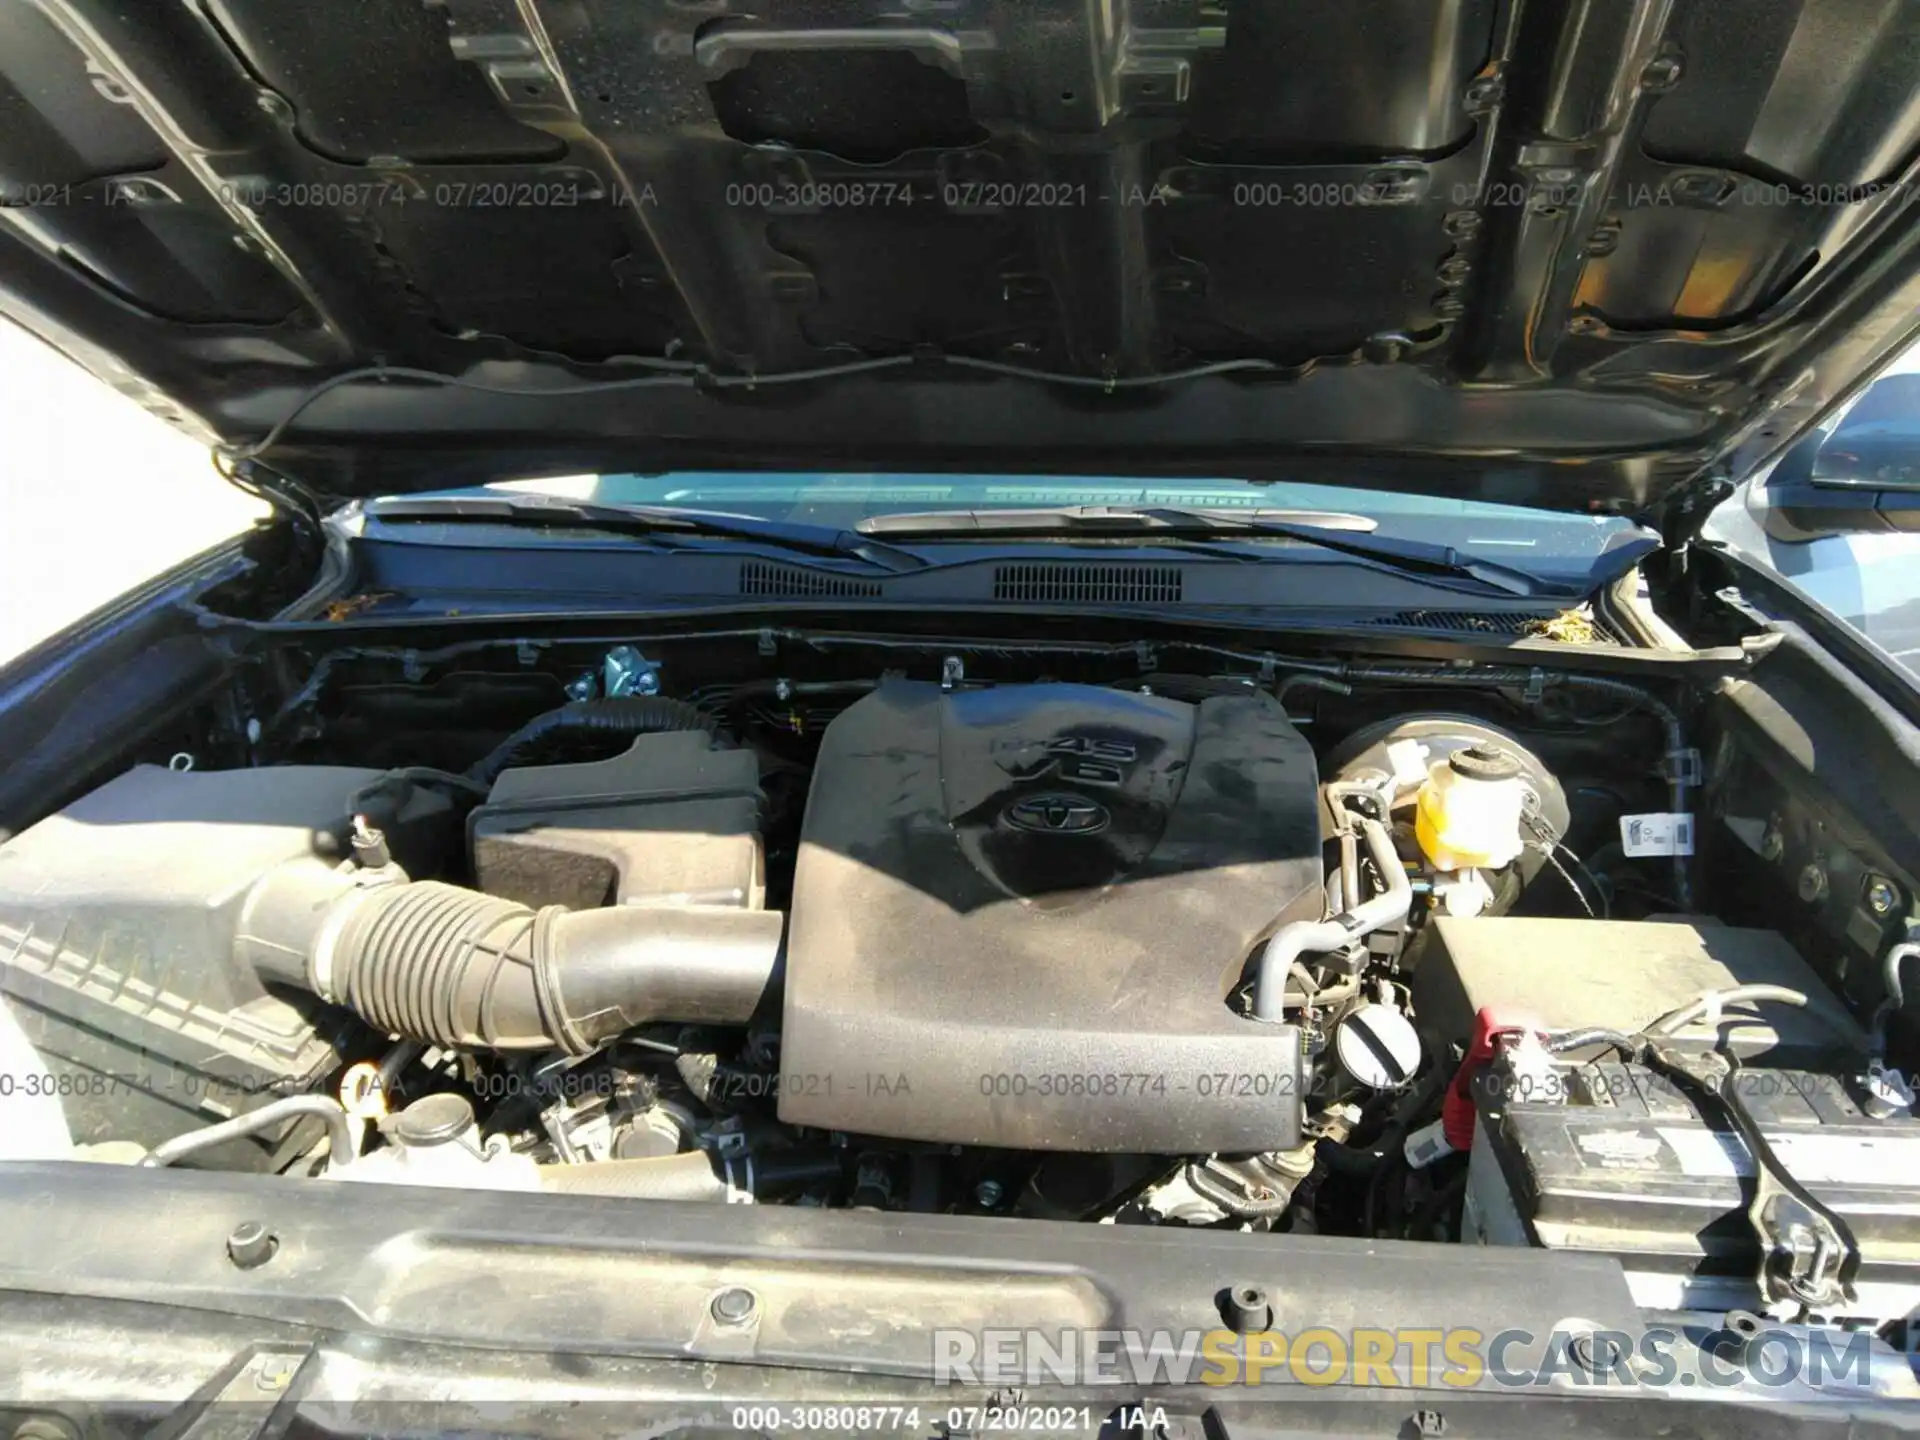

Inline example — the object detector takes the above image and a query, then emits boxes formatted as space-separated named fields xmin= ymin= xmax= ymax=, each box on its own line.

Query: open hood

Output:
xmin=6 ymin=0 xmax=1920 ymax=514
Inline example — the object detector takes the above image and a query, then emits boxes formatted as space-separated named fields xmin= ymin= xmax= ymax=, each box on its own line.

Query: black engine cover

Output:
xmin=779 ymin=681 xmax=1320 ymax=1152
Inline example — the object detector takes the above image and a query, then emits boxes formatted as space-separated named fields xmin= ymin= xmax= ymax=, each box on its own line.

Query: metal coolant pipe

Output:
xmin=236 ymin=862 xmax=782 ymax=1054
xmin=1252 ymin=817 xmax=1411 ymax=1022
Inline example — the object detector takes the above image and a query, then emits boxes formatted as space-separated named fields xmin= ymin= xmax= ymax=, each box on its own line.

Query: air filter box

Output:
xmin=0 ymin=764 xmax=452 ymax=1168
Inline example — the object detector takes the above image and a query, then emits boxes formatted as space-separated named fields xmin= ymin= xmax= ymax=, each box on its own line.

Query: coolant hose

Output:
xmin=467 ymin=696 xmax=715 ymax=785
xmin=1252 ymin=817 xmax=1410 ymax=1022
xmin=1185 ymin=1161 xmax=1295 ymax=1219
xmin=236 ymin=867 xmax=782 ymax=1054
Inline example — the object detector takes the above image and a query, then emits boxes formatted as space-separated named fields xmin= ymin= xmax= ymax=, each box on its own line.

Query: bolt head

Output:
xmin=973 ymin=1179 xmax=1005 ymax=1208
xmin=1463 ymin=78 xmax=1504 ymax=111
xmin=1220 ymin=1283 xmax=1273 ymax=1333
xmin=226 ymin=1220 xmax=278 ymax=1269
xmin=1567 ymin=1330 xmax=1623 ymax=1375
xmin=1641 ymin=55 xmax=1684 ymax=90
xmin=1862 ymin=1061 xmax=1915 ymax=1119
xmin=710 ymin=1286 xmax=757 ymax=1325
xmin=1866 ymin=877 xmax=1900 ymax=917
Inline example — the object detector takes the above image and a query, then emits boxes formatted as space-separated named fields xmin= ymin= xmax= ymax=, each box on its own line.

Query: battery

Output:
xmin=1464 ymin=1058 xmax=1920 ymax=1316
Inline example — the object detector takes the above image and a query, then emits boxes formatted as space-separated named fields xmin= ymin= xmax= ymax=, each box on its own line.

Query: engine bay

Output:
xmin=2 ymin=626 xmax=1916 ymax=1338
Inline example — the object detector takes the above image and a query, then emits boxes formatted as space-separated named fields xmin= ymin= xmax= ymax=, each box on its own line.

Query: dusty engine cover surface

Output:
xmin=780 ymin=681 xmax=1320 ymax=1151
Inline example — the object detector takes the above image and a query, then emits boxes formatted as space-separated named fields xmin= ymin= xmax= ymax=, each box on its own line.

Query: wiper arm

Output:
xmin=857 ymin=505 xmax=1556 ymax=597
xmin=365 ymin=495 xmax=929 ymax=573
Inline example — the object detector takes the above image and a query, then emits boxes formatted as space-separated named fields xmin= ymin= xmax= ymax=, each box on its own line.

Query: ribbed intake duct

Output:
xmin=238 ymin=869 xmax=782 ymax=1055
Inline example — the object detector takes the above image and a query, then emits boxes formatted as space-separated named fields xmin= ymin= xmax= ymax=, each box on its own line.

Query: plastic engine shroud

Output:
xmin=779 ymin=680 xmax=1322 ymax=1152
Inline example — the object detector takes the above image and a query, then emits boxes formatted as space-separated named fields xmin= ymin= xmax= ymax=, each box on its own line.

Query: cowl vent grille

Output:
xmin=1363 ymin=609 xmax=1538 ymax=635
xmin=738 ymin=560 xmax=883 ymax=599
xmin=992 ymin=563 xmax=1183 ymax=604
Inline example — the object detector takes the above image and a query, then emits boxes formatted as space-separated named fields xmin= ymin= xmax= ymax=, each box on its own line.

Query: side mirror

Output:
xmin=1759 ymin=373 xmax=1920 ymax=539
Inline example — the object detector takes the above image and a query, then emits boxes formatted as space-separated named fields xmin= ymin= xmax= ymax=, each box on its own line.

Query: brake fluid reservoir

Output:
xmin=1414 ymin=744 xmax=1526 ymax=870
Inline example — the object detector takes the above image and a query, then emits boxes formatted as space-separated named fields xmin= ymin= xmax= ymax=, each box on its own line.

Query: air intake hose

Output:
xmin=236 ymin=865 xmax=781 ymax=1053
xmin=467 ymin=696 xmax=715 ymax=786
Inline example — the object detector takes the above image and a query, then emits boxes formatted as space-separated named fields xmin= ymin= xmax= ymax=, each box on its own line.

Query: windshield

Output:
xmin=452 ymin=471 xmax=1640 ymax=584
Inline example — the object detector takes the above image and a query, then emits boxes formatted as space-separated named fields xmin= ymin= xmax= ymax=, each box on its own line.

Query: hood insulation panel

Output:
xmin=4 ymin=0 xmax=1920 ymax=506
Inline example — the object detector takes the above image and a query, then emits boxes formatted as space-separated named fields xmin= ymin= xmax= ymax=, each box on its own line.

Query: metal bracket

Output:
xmin=1650 ymin=1043 xmax=1860 ymax=1310
xmin=142 ymin=1341 xmax=315 ymax=1440
xmin=1662 ymin=747 xmax=1705 ymax=786
xmin=602 ymin=645 xmax=661 ymax=697
xmin=1462 ymin=69 xmax=1506 ymax=114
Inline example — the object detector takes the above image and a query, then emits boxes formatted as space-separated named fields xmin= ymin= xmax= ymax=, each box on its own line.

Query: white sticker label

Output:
xmin=1656 ymin=1127 xmax=1920 ymax=1186
xmin=1575 ymin=1129 xmax=1665 ymax=1169
xmin=1655 ymin=1126 xmax=1752 ymax=1178
xmin=1620 ymin=812 xmax=1694 ymax=857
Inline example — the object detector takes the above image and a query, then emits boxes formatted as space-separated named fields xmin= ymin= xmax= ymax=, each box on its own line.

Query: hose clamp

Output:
xmin=1661 ymin=747 xmax=1704 ymax=786
xmin=528 ymin=904 xmax=595 ymax=1055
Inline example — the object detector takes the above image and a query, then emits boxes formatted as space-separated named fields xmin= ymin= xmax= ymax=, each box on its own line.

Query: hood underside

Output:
xmin=6 ymin=0 xmax=1920 ymax=511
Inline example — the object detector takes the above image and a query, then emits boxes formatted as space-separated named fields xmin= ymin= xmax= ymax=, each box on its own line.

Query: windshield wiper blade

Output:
xmin=365 ymin=495 xmax=929 ymax=572
xmin=857 ymin=505 xmax=1557 ymax=596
